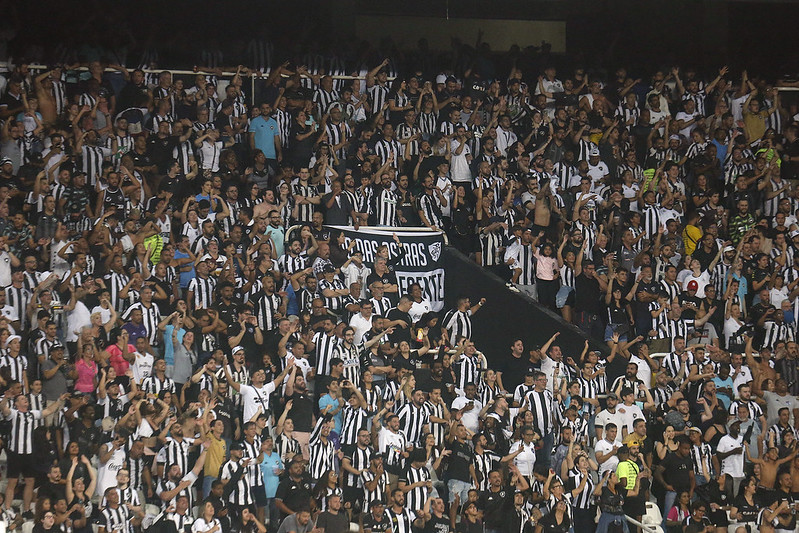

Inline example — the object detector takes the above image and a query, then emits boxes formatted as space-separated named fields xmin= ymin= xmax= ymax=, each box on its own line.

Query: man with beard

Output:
xmin=284 ymin=365 xmax=315 ymax=459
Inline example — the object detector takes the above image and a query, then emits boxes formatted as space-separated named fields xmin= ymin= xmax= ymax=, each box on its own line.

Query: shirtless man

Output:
xmin=744 ymin=433 xmax=797 ymax=489
xmin=534 ymin=180 xmax=562 ymax=242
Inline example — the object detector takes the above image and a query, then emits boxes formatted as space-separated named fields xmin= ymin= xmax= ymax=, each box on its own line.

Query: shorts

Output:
xmin=253 ymin=488 xmax=268 ymax=507
xmin=447 ymin=479 xmax=472 ymax=505
xmin=7 ymin=452 xmax=36 ymax=478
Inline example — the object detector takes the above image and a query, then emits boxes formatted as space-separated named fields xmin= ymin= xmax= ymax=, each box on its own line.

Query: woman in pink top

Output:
xmin=101 ymin=329 xmax=135 ymax=377
xmin=534 ymin=241 xmax=560 ymax=310
xmin=74 ymin=344 xmax=98 ymax=394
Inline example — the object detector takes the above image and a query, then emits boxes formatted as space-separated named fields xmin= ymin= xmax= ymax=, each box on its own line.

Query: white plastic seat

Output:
xmin=643 ymin=501 xmax=663 ymax=525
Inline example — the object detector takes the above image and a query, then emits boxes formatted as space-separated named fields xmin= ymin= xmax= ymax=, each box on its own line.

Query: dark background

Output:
xmin=4 ymin=1 xmax=799 ymax=81
xmin=442 ymin=246 xmax=608 ymax=367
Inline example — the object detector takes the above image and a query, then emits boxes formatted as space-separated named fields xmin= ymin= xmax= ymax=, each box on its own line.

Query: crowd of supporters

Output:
xmin=1 ymin=33 xmax=799 ymax=533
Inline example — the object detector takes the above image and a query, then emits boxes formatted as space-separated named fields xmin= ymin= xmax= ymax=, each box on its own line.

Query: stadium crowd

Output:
xmin=1 ymin=32 xmax=799 ymax=533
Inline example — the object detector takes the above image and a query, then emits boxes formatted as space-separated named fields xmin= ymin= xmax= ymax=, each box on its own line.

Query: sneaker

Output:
xmin=505 ymin=282 xmax=520 ymax=293
xmin=21 ymin=510 xmax=33 ymax=520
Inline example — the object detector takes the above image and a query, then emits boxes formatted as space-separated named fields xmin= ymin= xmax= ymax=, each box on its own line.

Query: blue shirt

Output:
xmin=250 ymin=115 xmax=279 ymax=159
xmin=260 ymin=451 xmax=283 ymax=498
xmin=712 ymin=376 xmax=734 ymax=409
xmin=319 ymin=394 xmax=343 ymax=434
xmin=174 ymin=250 xmax=195 ymax=288
xmin=163 ymin=325 xmax=185 ymax=366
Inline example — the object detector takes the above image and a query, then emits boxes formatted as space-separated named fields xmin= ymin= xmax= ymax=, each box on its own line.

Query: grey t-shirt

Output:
xmin=41 ymin=358 xmax=69 ymax=401
xmin=276 ymin=514 xmax=315 ymax=533
xmin=762 ymin=390 xmax=799 ymax=427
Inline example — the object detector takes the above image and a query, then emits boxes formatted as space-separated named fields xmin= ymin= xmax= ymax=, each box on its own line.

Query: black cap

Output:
xmin=230 ymin=442 xmax=244 ymax=451
xmin=322 ymin=264 xmax=336 ymax=274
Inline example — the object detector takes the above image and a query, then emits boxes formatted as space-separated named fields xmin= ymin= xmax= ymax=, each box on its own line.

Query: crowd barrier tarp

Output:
xmin=325 ymin=226 xmax=446 ymax=312
xmin=442 ymin=245 xmax=609 ymax=367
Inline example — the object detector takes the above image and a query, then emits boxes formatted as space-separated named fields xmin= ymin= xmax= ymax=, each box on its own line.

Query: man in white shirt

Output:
xmin=449 ymin=125 xmax=473 ymax=186
xmin=224 ymin=357 xmax=295 ymax=422
xmin=495 ymin=115 xmax=517 ymax=157
xmin=451 ymin=383 xmax=483 ymax=434
xmin=617 ymin=387 xmax=645 ymax=438
xmin=349 ymin=300 xmax=374 ymax=345
xmin=594 ymin=393 xmax=625 ymax=442
xmin=595 ymin=422 xmax=622 ymax=476
xmin=716 ymin=419 xmax=745 ymax=495
xmin=342 ymin=252 xmax=370 ymax=298
xmin=586 ymin=149 xmax=610 ymax=189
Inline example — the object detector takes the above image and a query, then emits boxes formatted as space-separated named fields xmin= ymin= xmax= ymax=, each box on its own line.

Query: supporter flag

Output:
xmin=326 ymin=226 xmax=446 ymax=311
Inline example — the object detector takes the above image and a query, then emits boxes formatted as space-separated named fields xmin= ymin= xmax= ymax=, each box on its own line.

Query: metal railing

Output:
xmin=0 ymin=61 xmax=386 ymax=107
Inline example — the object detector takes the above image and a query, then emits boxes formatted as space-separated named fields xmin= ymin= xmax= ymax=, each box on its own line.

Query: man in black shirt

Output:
xmin=385 ymin=297 xmax=413 ymax=345
xmin=574 ymin=260 xmax=603 ymax=339
xmin=499 ymin=339 xmax=532 ymax=393
xmin=480 ymin=466 xmax=529 ymax=531
xmin=275 ymin=459 xmax=313 ymax=519
xmin=363 ymin=500 xmax=390 ymax=532
xmin=445 ymin=422 xmax=478 ymax=526
xmin=655 ymin=436 xmax=695 ymax=521
xmin=421 ymin=498 xmax=450 ymax=533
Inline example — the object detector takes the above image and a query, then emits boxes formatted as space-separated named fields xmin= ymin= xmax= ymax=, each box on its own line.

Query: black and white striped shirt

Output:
xmin=373 ymin=188 xmax=399 ymax=227
xmin=396 ymin=403 xmax=429 ymax=446
xmin=368 ymin=85 xmax=390 ymax=116
xmin=101 ymin=505 xmax=132 ymax=533
xmin=399 ymin=464 xmax=431 ymax=511
xmin=81 ymin=145 xmax=110 ymax=186
xmin=424 ymin=401 xmax=446 ymax=446
xmin=567 ymin=466 xmax=595 ymax=509
xmin=455 ymin=354 xmax=480 ymax=391
xmin=104 ymin=271 xmax=130 ymax=313
xmin=340 ymin=405 xmax=369 ymax=447
xmin=313 ymin=331 xmax=339 ymax=375
xmin=374 ymin=138 xmax=401 ymax=169
xmin=524 ymin=388 xmax=555 ymax=435
xmin=0 ymin=354 xmax=27 ymax=385
xmin=473 ymin=450 xmax=499 ymax=492
xmin=309 ymin=435 xmax=336 ymax=480
xmin=162 ymin=437 xmax=191 ymax=476
xmin=384 ymin=508 xmax=418 ymax=533
xmin=6 ymin=407 xmax=41 ymax=454
xmin=689 ymin=442 xmax=714 ymax=477
xmin=292 ymin=183 xmax=318 ymax=224
xmin=361 ymin=468 xmax=387 ymax=507
xmin=5 ymin=285 xmax=31 ymax=329
xmin=443 ymin=309 xmax=472 ymax=341
xmin=142 ymin=375 xmax=176 ymax=396
xmin=251 ymin=290 xmax=282 ymax=332
xmin=241 ymin=436 xmax=264 ymax=488
xmin=220 ymin=459 xmax=252 ymax=506
xmin=187 ymin=276 xmax=216 ymax=310
xmin=396 ymin=123 xmax=421 ymax=158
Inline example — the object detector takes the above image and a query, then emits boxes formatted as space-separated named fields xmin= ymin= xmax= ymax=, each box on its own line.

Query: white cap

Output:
xmin=4 ymin=335 xmax=20 ymax=348
xmin=435 ymin=74 xmax=447 ymax=84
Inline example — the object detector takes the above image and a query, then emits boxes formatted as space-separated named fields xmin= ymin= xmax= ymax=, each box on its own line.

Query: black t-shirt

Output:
xmin=226 ymin=322 xmax=259 ymax=363
xmin=286 ymin=391 xmax=315 ymax=432
xmin=275 ymin=475 xmax=313 ymax=515
xmin=316 ymin=511 xmax=349 ymax=532
xmin=445 ymin=440 xmax=474 ymax=482
xmin=574 ymin=273 xmax=602 ymax=314
xmin=386 ymin=309 xmax=413 ymax=344
xmin=537 ymin=511 xmax=571 ymax=533
xmin=456 ymin=519 xmax=483 ymax=533
xmin=363 ymin=513 xmax=391 ymax=532
xmin=661 ymin=451 xmax=693 ymax=492
xmin=422 ymin=514 xmax=451 ymax=533
xmin=480 ymin=486 xmax=514 ymax=528
xmin=501 ymin=356 xmax=538 ymax=393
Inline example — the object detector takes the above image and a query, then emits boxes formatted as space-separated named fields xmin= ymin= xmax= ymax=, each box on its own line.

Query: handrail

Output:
xmin=626 ymin=515 xmax=660 ymax=533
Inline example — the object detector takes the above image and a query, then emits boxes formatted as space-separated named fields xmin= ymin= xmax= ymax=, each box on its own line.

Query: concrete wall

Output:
xmin=355 ymin=15 xmax=567 ymax=53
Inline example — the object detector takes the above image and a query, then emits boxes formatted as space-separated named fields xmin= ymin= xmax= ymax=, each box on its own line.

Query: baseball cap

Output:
xmin=435 ymin=74 xmax=447 ymax=84
xmin=790 ymin=230 xmax=799 ymax=239
xmin=589 ymin=148 xmax=600 ymax=157
xmin=723 ymin=245 xmax=736 ymax=252
xmin=230 ymin=442 xmax=244 ymax=451
xmin=50 ymin=342 xmax=65 ymax=351
xmin=0 ymin=158 xmax=11 ymax=166
xmin=687 ymin=280 xmax=698 ymax=291
xmin=232 ymin=346 xmax=245 ymax=355
xmin=623 ymin=435 xmax=641 ymax=447
xmin=322 ymin=264 xmax=336 ymax=274
xmin=606 ymin=392 xmax=619 ymax=400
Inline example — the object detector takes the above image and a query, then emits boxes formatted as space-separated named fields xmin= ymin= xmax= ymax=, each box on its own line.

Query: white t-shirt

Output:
xmin=451 ymin=396 xmax=483 ymax=434
xmin=240 ymin=382 xmax=276 ymax=422
xmin=133 ymin=352 xmax=155 ymax=384
xmin=595 ymin=438 xmax=620 ymax=475
xmin=682 ymin=271 xmax=711 ymax=298
xmin=587 ymin=161 xmax=609 ymax=186
xmin=409 ymin=299 xmax=433 ymax=324
xmin=629 ymin=354 xmax=653 ymax=387
xmin=449 ymin=140 xmax=472 ymax=183
xmin=617 ymin=402 xmax=645 ymax=434
xmin=349 ymin=313 xmax=373 ymax=346
xmin=675 ymin=111 xmax=700 ymax=139
xmin=192 ymin=518 xmax=221 ymax=533
xmin=717 ymin=434 xmax=744 ymax=477
xmin=508 ymin=440 xmax=537 ymax=476
xmin=594 ymin=409 xmax=625 ymax=443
